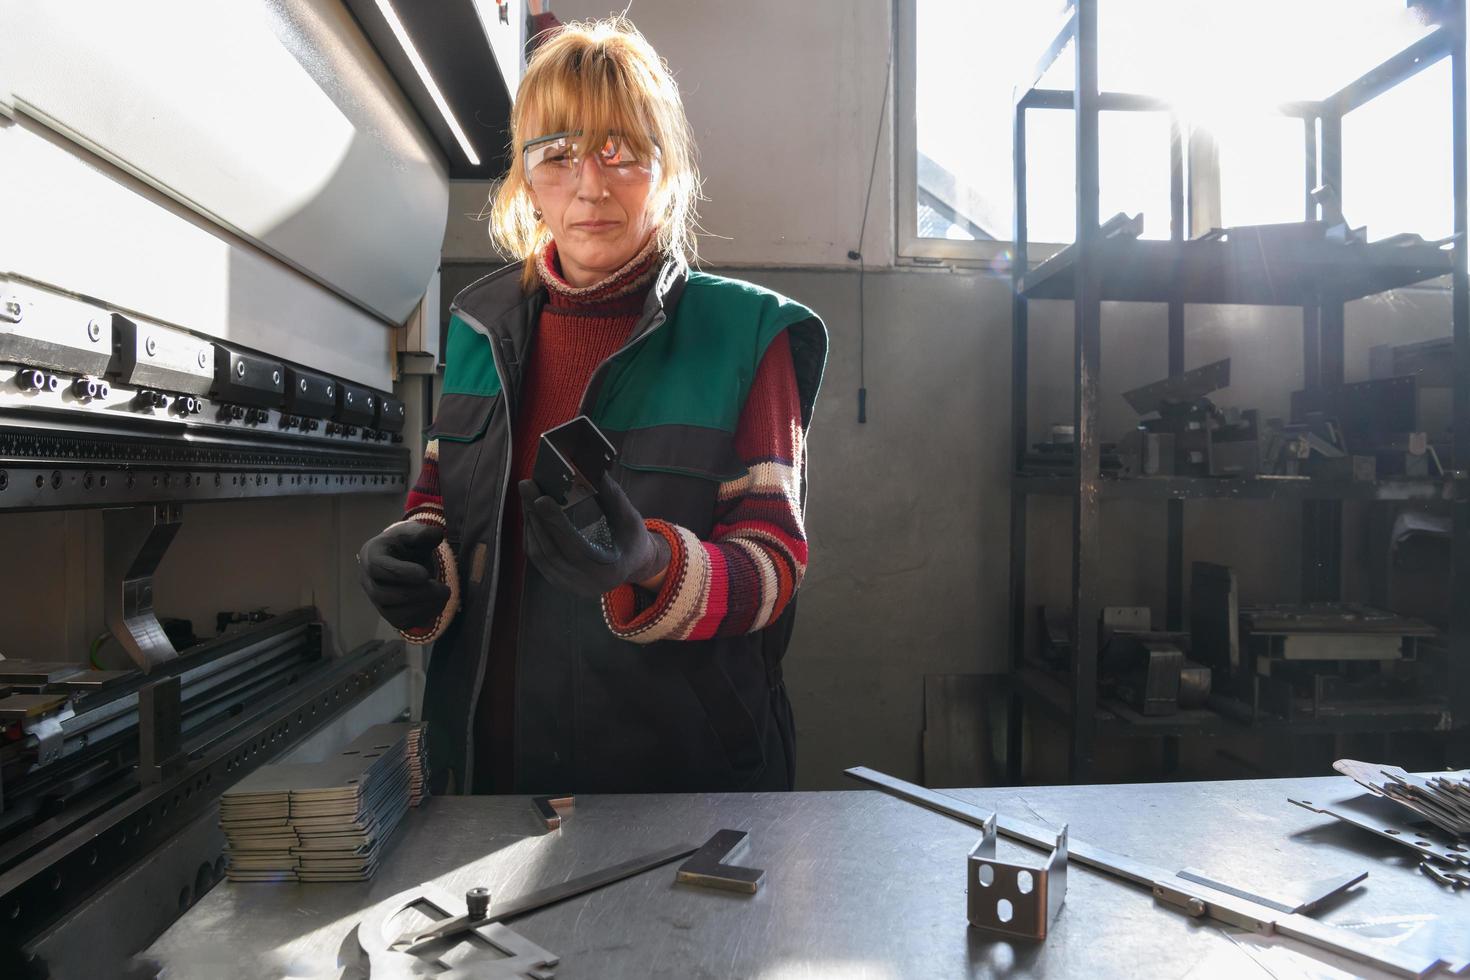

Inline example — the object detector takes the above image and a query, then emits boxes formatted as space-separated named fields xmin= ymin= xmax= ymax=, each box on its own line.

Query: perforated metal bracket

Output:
xmin=357 ymin=882 xmax=558 ymax=979
xmin=532 ymin=795 xmax=573 ymax=830
xmin=675 ymin=829 xmax=765 ymax=894
xmin=967 ymin=814 xmax=1067 ymax=941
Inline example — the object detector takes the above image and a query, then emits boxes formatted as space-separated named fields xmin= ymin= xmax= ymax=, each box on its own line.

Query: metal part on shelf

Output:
xmin=1189 ymin=560 xmax=1442 ymax=721
xmin=676 ymin=829 xmax=766 ymax=894
xmin=1122 ymin=358 xmax=1231 ymax=415
xmin=398 ymin=843 xmax=700 ymax=955
xmin=103 ymin=504 xmax=183 ymax=672
xmin=533 ymin=795 xmax=574 ymax=830
xmin=967 ymin=813 xmax=1066 ymax=941
xmin=1100 ymin=211 xmax=1144 ymax=240
xmin=359 ymin=883 xmax=560 ymax=979
xmin=845 ymin=767 xmax=1456 ymax=978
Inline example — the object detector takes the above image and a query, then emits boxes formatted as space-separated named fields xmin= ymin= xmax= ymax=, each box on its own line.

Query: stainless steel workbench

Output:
xmin=141 ymin=775 xmax=1469 ymax=978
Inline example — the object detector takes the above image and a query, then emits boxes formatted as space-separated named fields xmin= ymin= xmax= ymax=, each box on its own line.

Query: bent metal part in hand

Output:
xmin=844 ymin=767 xmax=1465 ymax=979
xmin=357 ymin=883 xmax=558 ymax=980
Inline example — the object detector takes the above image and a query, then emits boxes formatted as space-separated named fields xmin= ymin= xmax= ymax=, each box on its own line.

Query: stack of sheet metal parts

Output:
xmin=220 ymin=723 xmax=428 ymax=883
xmin=1291 ymin=760 xmax=1470 ymax=889
xmin=1335 ymin=760 xmax=1470 ymax=836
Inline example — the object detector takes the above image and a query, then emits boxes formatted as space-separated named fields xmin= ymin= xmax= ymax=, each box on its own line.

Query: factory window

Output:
xmin=899 ymin=0 xmax=1455 ymax=264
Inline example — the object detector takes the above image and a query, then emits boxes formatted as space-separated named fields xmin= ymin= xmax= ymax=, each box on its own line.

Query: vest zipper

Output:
xmin=446 ymin=303 xmax=516 ymax=794
xmin=450 ymin=263 xmax=674 ymax=790
xmin=577 ymin=306 xmax=668 ymax=417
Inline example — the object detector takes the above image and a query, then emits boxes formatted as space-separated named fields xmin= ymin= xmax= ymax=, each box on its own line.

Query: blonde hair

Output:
xmin=490 ymin=16 xmax=701 ymax=291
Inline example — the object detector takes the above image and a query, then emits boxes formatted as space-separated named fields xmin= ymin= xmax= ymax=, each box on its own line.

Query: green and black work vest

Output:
xmin=424 ymin=258 xmax=827 ymax=794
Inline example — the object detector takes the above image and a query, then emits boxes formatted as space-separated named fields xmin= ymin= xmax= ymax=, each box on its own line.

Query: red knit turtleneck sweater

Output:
xmin=475 ymin=239 xmax=658 ymax=792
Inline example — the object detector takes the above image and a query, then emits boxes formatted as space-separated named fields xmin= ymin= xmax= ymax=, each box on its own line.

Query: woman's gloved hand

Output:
xmin=519 ymin=473 xmax=670 ymax=598
xmin=357 ymin=522 xmax=451 ymax=631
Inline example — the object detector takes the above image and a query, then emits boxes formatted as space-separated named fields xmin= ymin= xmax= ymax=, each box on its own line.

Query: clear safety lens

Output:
xmin=524 ymin=133 xmax=657 ymax=188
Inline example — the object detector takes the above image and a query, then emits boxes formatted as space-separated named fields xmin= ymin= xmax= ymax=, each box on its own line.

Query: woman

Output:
xmin=358 ymin=16 xmax=826 ymax=796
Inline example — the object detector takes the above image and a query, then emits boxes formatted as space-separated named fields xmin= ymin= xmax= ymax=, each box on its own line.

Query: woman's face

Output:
xmin=525 ymin=127 xmax=659 ymax=287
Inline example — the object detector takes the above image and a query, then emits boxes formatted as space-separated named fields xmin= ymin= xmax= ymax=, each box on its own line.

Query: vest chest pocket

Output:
xmin=429 ymin=392 xmax=503 ymax=550
xmin=614 ymin=425 xmax=745 ymax=540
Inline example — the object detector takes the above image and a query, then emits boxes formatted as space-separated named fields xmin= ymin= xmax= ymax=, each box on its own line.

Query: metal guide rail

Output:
xmin=0 ymin=277 xmax=410 ymax=511
xmin=0 ymin=611 xmax=406 ymax=949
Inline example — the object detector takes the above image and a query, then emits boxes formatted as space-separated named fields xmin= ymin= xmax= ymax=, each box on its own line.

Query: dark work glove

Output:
xmin=357 ymin=522 xmax=451 ymax=631
xmin=519 ymin=473 xmax=671 ymax=598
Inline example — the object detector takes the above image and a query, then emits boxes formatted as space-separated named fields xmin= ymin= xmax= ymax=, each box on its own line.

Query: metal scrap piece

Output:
xmin=967 ymin=813 xmax=1067 ymax=941
xmin=357 ymin=881 xmax=558 ymax=979
xmin=676 ymin=829 xmax=765 ymax=894
xmin=532 ymin=795 xmax=573 ymax=830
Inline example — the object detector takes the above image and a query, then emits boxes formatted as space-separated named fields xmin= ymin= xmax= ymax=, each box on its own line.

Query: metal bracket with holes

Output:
xmin=967 ymin=813 xmax=1067 ymax=941
xmin=532 ymin=795 xmax=573 ymax=830
xmin=676 ymin=829 xmax=765 ymax=894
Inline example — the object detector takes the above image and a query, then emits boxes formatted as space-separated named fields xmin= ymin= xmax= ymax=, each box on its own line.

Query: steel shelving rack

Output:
xmin=1006 ymin=0 xmax=1470 ymax=781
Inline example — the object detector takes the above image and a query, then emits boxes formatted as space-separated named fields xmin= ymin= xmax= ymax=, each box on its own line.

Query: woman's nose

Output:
xmin=574 ymin=155 xmax=609 ymax=201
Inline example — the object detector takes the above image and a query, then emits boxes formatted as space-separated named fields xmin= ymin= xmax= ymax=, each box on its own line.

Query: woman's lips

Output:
xmin=572 ymin=220 xmax=619 ymax=231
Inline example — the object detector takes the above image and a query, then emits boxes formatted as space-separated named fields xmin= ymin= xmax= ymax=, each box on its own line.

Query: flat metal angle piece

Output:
xmin=845 ymin=766 xmax=1452 ymax=979
xmin=968 ymin=813 xmax=1067 ymax=941
xmin=676 ymin=829 xmax=766 ymax=894
xmin=1175 ymin=868 xmax=1366 ymax=914
xmin=532 ymin=795 xmax=574 ymax=830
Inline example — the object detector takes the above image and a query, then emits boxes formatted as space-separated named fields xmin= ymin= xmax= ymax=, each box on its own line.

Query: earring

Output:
xmin=533 ymin=209 xmax=542 ymax=220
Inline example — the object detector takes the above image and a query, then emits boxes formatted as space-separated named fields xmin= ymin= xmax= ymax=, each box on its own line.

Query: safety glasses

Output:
xmin=522 ymin=131 xmax=659 ymax=189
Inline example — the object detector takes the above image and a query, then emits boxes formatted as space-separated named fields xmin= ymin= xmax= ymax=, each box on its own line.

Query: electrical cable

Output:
xmin=850 ymin=33 xmax=894 ymax=424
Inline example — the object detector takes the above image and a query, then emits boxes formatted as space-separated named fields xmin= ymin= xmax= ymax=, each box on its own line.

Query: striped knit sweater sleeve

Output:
xmin=602 ymin=330 xmax=809 ymax=644
xmin=395 ymin=439 xmax=461 ymax=645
